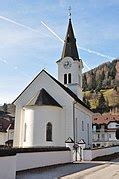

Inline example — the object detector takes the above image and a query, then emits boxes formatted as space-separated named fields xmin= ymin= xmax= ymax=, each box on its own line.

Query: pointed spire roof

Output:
xmin=61 ymin=18 xmax=80 ymax=61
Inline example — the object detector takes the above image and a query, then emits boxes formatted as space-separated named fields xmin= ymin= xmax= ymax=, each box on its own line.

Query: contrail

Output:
xmin=41 ymin=21 xmax=91 ymax=70
xmin=41 ymin=21 xmax=64 ymax=43
xmin=0 ymin=15 xmax=39 ymax=33
xmin=41 ymin=21 xmax=115 ymax=67
xmin=0 ymin=15 xmax=115 ymax=70
xmin=79 ymin=47 xmax=115 ymax=59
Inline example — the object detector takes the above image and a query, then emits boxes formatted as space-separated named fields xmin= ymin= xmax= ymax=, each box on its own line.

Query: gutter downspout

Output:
xmin=73 ymin=101 xmax=77 ymax=161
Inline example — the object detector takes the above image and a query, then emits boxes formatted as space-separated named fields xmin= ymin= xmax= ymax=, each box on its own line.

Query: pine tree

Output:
xmin=96 ymin=93 xmax=109 ymax=114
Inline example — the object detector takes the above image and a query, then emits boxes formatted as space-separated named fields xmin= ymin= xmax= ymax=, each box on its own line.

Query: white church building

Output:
xmin=13 ymin=18 xmax=93 ymax=149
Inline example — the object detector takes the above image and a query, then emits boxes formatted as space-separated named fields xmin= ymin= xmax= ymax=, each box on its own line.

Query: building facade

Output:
xmin=0 ymin=115 xmax=14 ymax=146
xmin=93 ymin=113 xmax=119 ymax=147
xmin=13 ymin=18 xmax=93 ymax=148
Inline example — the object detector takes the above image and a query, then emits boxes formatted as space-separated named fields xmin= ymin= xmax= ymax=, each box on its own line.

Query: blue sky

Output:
xmin=0 ymin=0 xmax=119 ymax=104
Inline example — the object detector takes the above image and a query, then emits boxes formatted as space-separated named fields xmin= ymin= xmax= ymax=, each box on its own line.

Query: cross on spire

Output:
xmin=68 ymin=6 xmax=71 ymax=19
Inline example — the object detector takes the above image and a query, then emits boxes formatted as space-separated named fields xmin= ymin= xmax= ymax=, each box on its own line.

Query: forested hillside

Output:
xmin=83 ymin=59 xmax=119 ymax=113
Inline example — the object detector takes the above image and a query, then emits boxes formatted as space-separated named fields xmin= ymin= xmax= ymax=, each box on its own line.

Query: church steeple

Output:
xmin=61 ymin=18 xmax=80 ymax=61
xmin=57 ymin=15 xmax=83 ymax=100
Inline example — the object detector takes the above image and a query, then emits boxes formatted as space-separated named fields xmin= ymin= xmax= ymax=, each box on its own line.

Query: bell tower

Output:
xmin=57 ymin=16 xmax=83 ymax=100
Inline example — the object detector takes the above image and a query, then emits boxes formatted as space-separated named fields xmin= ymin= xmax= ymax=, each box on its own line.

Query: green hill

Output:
xmin=83 ymin=59 xmax=119 ymax=113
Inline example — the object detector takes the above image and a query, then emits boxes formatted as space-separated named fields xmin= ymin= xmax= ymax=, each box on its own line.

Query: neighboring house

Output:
xmin=0 ymin=116 xmax=14 ymax=146
xmin=13 ymin=17 xmax=93 ymax=149
xmin=92 ymin=113 xmax=119 ymax=147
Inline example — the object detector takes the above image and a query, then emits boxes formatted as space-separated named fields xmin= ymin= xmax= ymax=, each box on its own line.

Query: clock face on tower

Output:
xmin=63 ymin=60 xmax=72 ymax=69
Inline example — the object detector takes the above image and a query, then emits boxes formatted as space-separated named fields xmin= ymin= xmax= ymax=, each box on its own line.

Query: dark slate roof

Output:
xmin=78 ymin=139 xmax=86 ymax=144
xmin=65 ymin=137 xmax=74 ymax=143
xmin=34 ymin=88 xmax=62 ymax=108
xmin=61 ymin=19 xmax=80 ymax=61
xmin=44 ymin=70 xmax=92 ymax=112
xmin=13 ymin=70 xmax=92 ymax=112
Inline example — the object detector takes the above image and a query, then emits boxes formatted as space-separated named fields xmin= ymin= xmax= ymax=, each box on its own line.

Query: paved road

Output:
xmin=16 ymin=158 xmax=119 ymax=179
xmin=62 ymin=158 xmax=119 ymax=179
xmin=83 ymin=163 xmax=119 ymax=179
xmin=16 ymin=162 xmax=103 ymax=179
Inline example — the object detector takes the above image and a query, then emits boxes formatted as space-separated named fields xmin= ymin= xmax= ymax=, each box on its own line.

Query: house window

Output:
xmin=24 ymin=123 xmax=27 ymax=142
xmin=46 ymin=122 xmax=52 ymax=141
xmin=68 ymin=73 xmax=71 ymax=83
xmin=82 ymin=121 xmax=84 ymax=131
xmin=102 ymin=134 xmax=105 ymax=140
xmin=98 ymin=134 xmax=100 ymax=140
xmin=109 ymin=134 xmax=111 ymax=138
xmin=64 ymin=74 xmax=67 ymax=84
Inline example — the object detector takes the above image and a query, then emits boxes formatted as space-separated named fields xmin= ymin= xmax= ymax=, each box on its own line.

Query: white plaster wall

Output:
xmin=0 ymin=132 xmax=6 ymax=145
xmin=0 ymin=130 xmax=14 ymax=145
xmin=14 ymin=71 xmax=74 ymax=147
xmin=57 ymin=57 xmax=83 ymax=99
xmin=108 ymin=132 xmax=116 ymax=141
xmin=14 ymin=70 xmax=92 ymax=148
xmin=0 ymin=156 xmax=16 ymax=179
xmin=8 ymin=130 xmax=14 ymax=140
xmin=108 ymin=122 xmax=117 ymax=129
xmin=16 ymin=151 xmax=72 ymax=171
xmin=93 ymin=131 xmax=117 ymax=142
xmin=0 ymin=151 xmax=72 ymax=178
xmin=13 ymin=106 xmax=22 ymax=147
xmin=83 ymin=146 xmax=119 ymax=161
xmin=75 ymin=103 xmax=92 ymax=148
xmin=23 ymin=106 xmax=64 ymax=147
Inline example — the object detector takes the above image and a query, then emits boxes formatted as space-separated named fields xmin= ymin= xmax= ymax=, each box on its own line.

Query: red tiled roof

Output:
xmin=93 ymin=113 xmax=119 ymax=124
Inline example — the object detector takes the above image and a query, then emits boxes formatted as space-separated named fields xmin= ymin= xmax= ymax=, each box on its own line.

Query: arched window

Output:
xmin=64 ymin=74 xmax=67 ymax=84
xmin=82 ymin=121 xmax=84 ymax=131
xmin=24 ymin=123 xmax=27 ymax=142
xmin=46 ymin=122 xmax=52 ymax=141
xmin=68 ymin=73 xmax=71 ymax=83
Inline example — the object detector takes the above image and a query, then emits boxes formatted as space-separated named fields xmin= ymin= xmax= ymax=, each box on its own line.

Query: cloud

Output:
xmin=0 ymin=57 xmax=7 ymax=64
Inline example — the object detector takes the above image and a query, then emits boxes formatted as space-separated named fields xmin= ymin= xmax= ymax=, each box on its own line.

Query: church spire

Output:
xmin=61 ymin=16 xmax=80 ymax=61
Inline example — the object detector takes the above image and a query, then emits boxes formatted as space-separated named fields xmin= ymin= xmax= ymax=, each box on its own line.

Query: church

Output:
xmin=13 ymin=17 xmax=93 ymax=148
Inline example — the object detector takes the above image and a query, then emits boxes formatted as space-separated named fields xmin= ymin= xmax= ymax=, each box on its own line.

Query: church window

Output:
xmin=68 ymin=73 xmax=71 ymax=83
xmin=82 ymin=121 xmax=84 ymax=131
xmin=46 ymin=122 xmax=52 ymax=141
xmin=24 ymin=123 xmax=27 ymax=142
xmin=64 ymin=74 xmax=67 ymax=84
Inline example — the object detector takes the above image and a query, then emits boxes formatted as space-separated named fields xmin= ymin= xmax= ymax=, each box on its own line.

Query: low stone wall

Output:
xmin=0 ymin=147 xmax=72 ymax=179
xmin=0 ymin=155 xmax=16 ymax=179
xmin=16 ymin=150 xmax=72 ymax=171
xmin=83 ymin=146 xmax=119 ymax=161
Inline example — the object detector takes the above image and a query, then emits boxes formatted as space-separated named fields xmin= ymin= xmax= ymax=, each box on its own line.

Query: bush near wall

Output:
xmin=0 ymin=146 xmax=70 ymax=157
